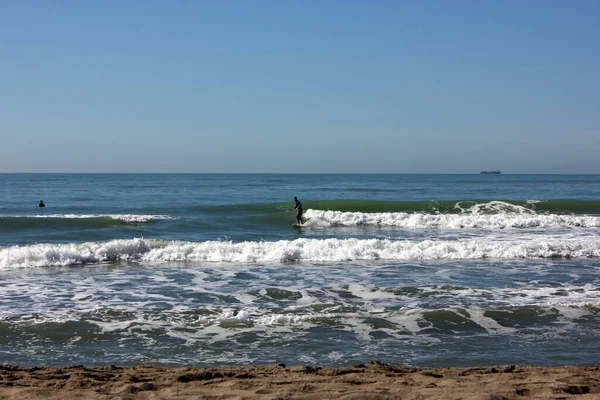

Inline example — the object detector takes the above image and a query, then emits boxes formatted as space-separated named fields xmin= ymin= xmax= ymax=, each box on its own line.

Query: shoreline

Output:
xmin=1 ymin=362 xmax=599 ymax=399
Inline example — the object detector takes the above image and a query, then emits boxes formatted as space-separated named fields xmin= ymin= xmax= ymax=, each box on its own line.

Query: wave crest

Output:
xmin=31 ymin=214 xmax=176 ymax=223
xmin=303 ymin=208 xmax=600 ymax=229
xmin=2 ymin=237 xmax=599 ymax=269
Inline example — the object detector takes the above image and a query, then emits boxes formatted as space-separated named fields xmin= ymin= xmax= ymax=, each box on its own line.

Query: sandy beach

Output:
xmin=1 ymin=362 xmax=599 ymax=399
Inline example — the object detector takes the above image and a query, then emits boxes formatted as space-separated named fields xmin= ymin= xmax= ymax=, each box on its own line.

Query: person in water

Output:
xmin=39 ymin=200 xmax=45 ymax=207
xmin=293 ymin=196 xmax=304 ymax=224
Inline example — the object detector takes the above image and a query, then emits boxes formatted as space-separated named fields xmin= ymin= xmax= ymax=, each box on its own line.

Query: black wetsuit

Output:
xmin=294 ymin=199 xmax=304 ymax=224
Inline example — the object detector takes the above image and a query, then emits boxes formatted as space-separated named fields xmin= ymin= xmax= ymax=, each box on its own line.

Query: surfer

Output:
xmin=39 ymin=200 xmax=45 ymax=207
xmin=293 ymin=196 xmax=304 ymax=224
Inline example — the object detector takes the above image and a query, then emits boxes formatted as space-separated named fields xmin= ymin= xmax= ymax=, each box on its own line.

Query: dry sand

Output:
xmin=1 ymin=361 xmax=599 ymax=399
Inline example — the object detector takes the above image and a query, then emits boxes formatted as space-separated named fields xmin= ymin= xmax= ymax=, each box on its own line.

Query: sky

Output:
xmin=1 ymin=0 xmax=599 ymax=173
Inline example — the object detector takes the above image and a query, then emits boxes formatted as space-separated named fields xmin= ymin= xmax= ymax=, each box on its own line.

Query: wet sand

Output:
xmin=1 ymin=361 xmax=599 ymax=399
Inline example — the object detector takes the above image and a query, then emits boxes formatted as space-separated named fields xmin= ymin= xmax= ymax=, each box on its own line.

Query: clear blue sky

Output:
xmin=1 ymin=0 xmax=598 ymax=173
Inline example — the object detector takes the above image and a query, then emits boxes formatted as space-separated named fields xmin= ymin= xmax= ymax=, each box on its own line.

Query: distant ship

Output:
xmin=480 ymin=170 xmax=501 ymax=174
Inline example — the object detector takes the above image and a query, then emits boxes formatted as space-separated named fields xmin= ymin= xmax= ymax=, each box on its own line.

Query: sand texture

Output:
xmin=1 ymin=361 xmax=599 ymax=399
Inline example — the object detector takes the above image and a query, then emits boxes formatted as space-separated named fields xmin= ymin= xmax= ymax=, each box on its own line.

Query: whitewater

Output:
xmin=3 ymin=235 xmax=600 ymax=268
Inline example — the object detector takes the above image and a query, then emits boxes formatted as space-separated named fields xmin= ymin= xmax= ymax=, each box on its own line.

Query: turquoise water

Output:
xmin=1 ymin=173 xmax=600 ymax=367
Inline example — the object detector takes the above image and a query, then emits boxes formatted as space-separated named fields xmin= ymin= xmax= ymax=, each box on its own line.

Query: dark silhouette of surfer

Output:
xmin=39 ymin=200 xmax=45 ymax=207
xmin=293 ymin=196 xmax=304 ymax=224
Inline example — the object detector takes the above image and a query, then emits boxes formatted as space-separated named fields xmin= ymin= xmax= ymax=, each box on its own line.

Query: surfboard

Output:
xmin=292 ymin=223 xmax=306 ymax=229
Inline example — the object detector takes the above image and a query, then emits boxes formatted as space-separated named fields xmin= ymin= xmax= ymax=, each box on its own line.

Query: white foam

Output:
xmin=454 ymin=201 xmax=536 ymax=214
xmin=2 ymin=236 xmax=600 ymax=268
xmin=464 ymin=308 xmax=516 ymax=334
xmin=2 ymin=262 xmax=599 ymax=359
xmin=303 ymin=209 xmax=600 ymax=229
xmin=347 ymin=284 xmax=397 ymax=303
xmin=23 ymin=214 xmax=176 ymax=223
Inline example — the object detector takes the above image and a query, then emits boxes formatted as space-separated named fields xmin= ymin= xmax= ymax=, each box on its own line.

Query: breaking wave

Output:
xmin=2 ymin=237 xmax=600 ymax=269
xmin=302 ymin=209 xmax=600 ymax=229
xmin=0 ymin=214 xmax=176 ymax=229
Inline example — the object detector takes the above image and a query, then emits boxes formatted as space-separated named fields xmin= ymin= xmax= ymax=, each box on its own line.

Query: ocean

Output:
xmin=1 ymin=173 xmax=600 ymax=368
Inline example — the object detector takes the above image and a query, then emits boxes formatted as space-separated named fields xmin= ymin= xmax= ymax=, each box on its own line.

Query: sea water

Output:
xmin=1 ymin=173 xmax=599 ymax=368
